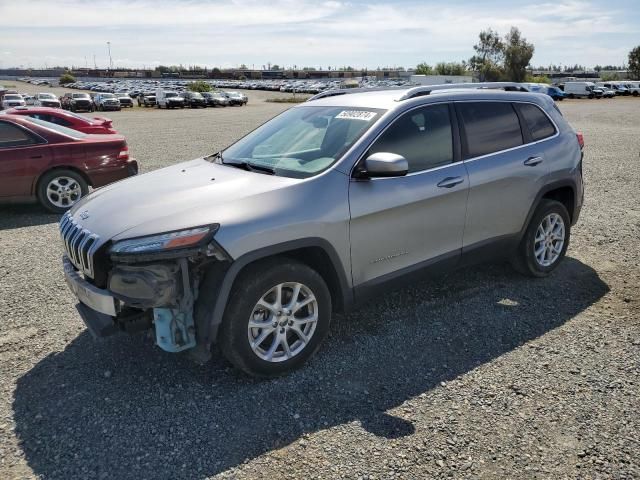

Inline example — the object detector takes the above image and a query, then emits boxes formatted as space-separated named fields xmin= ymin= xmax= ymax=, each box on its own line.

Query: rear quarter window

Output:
xmin=518 ymin=103 xmax=556 ymax=141
xmin=458 ymin=102 xmax=523 ymax=158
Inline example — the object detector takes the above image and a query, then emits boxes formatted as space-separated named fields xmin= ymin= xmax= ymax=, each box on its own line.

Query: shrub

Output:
xmin=59 ymin=72 xmax=76 ymax=85
xmin=188 ymin=80 xmax=211 ymax=92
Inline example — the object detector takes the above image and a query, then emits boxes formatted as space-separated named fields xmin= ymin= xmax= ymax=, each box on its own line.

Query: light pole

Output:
xmin=107 ymin=41 xmax=113 ymax=70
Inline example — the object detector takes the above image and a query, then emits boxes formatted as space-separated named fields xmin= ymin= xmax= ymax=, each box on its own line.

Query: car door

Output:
xmin=349 ymin=103 xmax=469 ymax=287
xmin=456 ymin=101 xmax=552 ymax=250
xmin=0 ymin=120 xmax=49 ymax=198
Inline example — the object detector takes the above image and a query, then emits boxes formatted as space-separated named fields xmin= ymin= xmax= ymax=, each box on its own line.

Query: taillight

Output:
xmin=117 ymin=144 xmax=129 ymax=160
xmin=576 ymin=132 xmax=584 ymax=149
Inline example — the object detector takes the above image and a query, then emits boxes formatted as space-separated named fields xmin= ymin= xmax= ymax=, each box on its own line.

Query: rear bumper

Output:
xmin=89 ymin=159 xmax=139 ymax=188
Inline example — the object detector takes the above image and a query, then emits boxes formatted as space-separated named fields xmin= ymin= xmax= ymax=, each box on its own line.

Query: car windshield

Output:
xmin=24 ymin=116 xmax=88 ymax=139
xmin=39 ymin=94 xmax=56 ymax=99
xmin=166 ymin=92 xmax=178 ymax=98
xmin=5 ymin=94 xmax=22 ymax=100
xmin=190 ymin=92 xmax=203 ymax=98
xmin=102 ymin=93 xmax=115 ymax=98
xmin=218 ymin=106 xmax=384 ymax=179
xmin=73 ymin=93 xmax=90 ymax=98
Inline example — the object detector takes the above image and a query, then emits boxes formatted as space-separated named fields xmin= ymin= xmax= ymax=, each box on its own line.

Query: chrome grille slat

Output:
xmin=58 ymin=212 xmax=100 ymax=278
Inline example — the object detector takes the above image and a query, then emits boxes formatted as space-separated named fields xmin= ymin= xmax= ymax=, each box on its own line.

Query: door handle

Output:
xmin=30 ymin=155 xmax=43 ymax=159
xmin=437 ymin=176 xmax=464 ymax=188
xmin=524 ymin=156 xmax=543 ymax=166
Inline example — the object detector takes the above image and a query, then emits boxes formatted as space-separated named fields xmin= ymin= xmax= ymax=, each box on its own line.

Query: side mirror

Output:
xmin=361 ymin=152 xmax=408 ymax=178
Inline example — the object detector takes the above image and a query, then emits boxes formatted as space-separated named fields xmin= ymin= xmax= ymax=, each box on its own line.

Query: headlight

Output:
xmin=110 ymin=225 xmax=218 ymax=255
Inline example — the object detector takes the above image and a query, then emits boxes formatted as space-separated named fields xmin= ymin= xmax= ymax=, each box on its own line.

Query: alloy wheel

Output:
xmin=533 ymin=213 xmax=565 ymax=267
xmin=247 ymin=282 xmax=318 ymax=362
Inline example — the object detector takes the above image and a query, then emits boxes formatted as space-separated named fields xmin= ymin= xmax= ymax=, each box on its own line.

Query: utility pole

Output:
xmin=107 ymin=41 xmax=113 ymax=69
xmin=93 ymin=54 xmax=97 ymax=69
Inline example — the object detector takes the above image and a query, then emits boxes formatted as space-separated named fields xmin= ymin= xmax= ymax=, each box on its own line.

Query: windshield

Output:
xmin=39 ymin=93 xmax=56 ymax=99
xmin=218 ymin=106 xmax=384 ymax=179
xmin=5 ymin=95 xmax=22 ymax=100
xmin=23 ymin=116 xmax=88 ymax=139
xmin=101 ymin=93 xmax=115 ymax=98
xmin=73 ymin=93 xmax=90 ymax=98
xmin=166 ymin=92 xmax=178 ymax=98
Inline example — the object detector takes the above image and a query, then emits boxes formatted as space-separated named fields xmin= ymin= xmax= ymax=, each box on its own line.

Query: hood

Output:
xmin=69 ymin=157 xmax=298 ymax=244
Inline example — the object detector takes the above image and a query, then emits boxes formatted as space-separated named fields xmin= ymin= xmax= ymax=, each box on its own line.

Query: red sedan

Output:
xmin=4 ymin=106 xmax=118 ymax=134
xmin=0 ymin=114 xmax=138 ymax=213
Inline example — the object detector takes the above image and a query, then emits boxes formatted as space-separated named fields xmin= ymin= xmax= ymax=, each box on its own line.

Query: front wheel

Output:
xmin=218 ymin=259 xmax=332 ymax=377
xmin=511 ymin=199 xmax=571 ymax=277
xmin=37 ymin=169 xmax=89 ymax=213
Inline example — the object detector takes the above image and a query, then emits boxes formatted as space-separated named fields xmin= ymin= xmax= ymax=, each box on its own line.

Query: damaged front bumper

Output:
xmin=62 ymin=255 xmax=198 ymax=353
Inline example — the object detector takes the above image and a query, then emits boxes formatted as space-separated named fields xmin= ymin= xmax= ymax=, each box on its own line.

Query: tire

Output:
xmin=511 ymin=199 xmax=571 ymax=277
xmin=568 ymin=93 xmax=575 ymax=99
xmin=37 ymin=169 xmax=89 ymax=214
xmin=218 ymin=258 xmax=332 ymax=377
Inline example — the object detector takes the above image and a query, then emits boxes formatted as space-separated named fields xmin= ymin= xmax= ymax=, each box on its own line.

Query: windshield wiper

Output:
xmin=223 ymin=159 xmax=275 ymax=175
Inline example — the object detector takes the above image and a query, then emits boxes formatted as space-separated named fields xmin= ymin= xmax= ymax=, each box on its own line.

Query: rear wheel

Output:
xmin=37 ymin=169 xmax=89 ymax=214
xmin=511 ymin=199 xmax=570 ymax=277
xmin=218 ymin=259 xmax=332 ymax=377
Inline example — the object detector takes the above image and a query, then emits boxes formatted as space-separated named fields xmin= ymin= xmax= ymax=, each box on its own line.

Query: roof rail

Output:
xmin=396 ymin=82 xmax=527 ymax=100
xmin=306 ymin=86 xmax=406 ymax=102
xmin=306 ymin=82 xmax=528 ymax=103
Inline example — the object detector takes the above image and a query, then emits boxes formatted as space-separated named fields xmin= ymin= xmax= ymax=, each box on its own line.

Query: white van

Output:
xmin=155 ymin=90 xmax=185 ymax=108
xmin=563 ymin=82 xmax=597 ymax=99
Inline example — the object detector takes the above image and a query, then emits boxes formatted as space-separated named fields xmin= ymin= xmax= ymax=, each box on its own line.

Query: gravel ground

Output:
xmin=0 ymin=83 xmax=638 ymax=479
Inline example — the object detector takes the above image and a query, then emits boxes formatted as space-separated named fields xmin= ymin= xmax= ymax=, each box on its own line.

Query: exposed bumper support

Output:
xmin=63 ymin=256 xmax=117 ymax=316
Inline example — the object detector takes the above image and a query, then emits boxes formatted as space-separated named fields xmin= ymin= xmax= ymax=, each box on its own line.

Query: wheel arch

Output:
xmin=33 ymin=165 xmax=93 ymax=196
xmin=518 ymin=179 xmax=578 ymax=244
xmin=195 ymin=238 xmax=353 ymax=345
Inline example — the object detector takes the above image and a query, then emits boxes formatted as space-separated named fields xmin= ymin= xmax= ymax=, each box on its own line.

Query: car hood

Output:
xmin=69 ymin=157 xmax=298 ymax=244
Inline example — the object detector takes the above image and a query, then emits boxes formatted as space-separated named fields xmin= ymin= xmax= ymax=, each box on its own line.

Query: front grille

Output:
xmin=59 ymin=212 xmax=100 ymax=278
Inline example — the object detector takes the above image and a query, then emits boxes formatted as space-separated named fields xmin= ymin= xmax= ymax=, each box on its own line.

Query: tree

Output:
xmin=503 ymin=27 xmax=534 ymax=82
xmin=415 ymin=62 xmax=433 ymax=75
xmin=434 ymin=62 xmax=468 ymax=76
xmin=469 ymin=28 xmax=504 ymax=81
xmin=628 ymin=46 xmax=640 ymax=80
xmin=59 ymin=72 xmax=76 ymax=85
xmin=188 ymin=80 xmax=211 ymax=92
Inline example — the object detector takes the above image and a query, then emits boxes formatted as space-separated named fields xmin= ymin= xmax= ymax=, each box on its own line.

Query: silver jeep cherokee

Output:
xmin=60 ymin=84 xmax=584 ymax=376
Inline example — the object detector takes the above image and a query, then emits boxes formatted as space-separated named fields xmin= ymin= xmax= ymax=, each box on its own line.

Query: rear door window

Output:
xmin=457 ymin=102 xmax=523 ymax=158
xmin=0 ymin=121 xmax=38 ymax=148
xmin=518 ymin=103 xmax=556 ymax=141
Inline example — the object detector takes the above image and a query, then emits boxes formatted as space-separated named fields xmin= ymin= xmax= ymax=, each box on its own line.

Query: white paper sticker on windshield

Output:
xmin=336 ymin=110 xmax=377 ymax=121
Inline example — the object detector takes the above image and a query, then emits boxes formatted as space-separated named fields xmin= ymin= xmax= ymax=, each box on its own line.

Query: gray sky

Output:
xmin=1 ymin=0 xmax=638 ymax=70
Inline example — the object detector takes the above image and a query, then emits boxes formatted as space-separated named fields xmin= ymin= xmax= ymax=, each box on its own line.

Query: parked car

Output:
xmin=562 ymin=82 xmax=599 ymax=99
xmin=224 ymin=91 xmax=248 ymax=106
xmin=137 ymin=92 xmax=156 ymax=107
xmin=93 ymin=93 xmax=121 ymax=111
xmin=182 ymin=91 xmax=207 ymax=108
xmin=202 ymin=91 xmax=229 ymax=107
xmin=1 ymin=94 xmax=26 ymax=109
xmin=155 ymin=90 xmax=184 ymax=108
xmin=623 ymin=82 xmax=640 ymax=96
xmin=61 ymin=92 xmax=94 ymax=112
xmin=0 ymin=114 xmax=137 ymax=212
xmin=596 ymin=82 xmax=629 ymax=96
xmin=58 ymin=86 xmax=584 ymax=377
xmin=116 ymin=93 xmax=133 ymax=108
xmin=23 ymin=95 xmax=36 ymax=105
xmin=521 ymin=83 xmax=565 ymax=101
xmin=34 ymin=92 xmax=61 ymax=108
xmin=5 ymin=107 xmax=118 ymax=134
xmin=594 ymin=86 xmax=615 ymax=98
